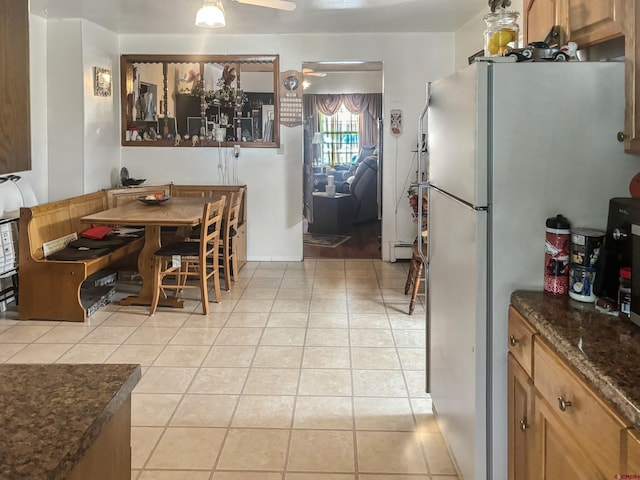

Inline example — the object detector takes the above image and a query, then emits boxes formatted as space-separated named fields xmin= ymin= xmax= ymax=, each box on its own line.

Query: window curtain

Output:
xmin=304 ymin=93 xmax=382 ymax=149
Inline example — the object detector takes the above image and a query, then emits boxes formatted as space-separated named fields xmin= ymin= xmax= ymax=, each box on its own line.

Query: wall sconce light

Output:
xmin=94 ymin=67 xmax=112 ymax=97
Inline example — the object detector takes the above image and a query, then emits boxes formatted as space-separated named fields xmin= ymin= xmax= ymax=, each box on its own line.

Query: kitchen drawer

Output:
xmin=508 ymin=306 xmax=536 ymax=377
xmin=533 ymin=339 xmax=628 ymax=475
xmin=624 ymin=428 xmax=640 ymax=472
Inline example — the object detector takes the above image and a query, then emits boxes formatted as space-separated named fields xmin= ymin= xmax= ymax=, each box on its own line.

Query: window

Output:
xmin=318 ymin=104 xmax=359 ymax=166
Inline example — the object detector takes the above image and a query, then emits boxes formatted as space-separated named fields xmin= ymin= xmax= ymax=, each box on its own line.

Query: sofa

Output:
xmin=348 ymin=154 xmax=379 ymax=223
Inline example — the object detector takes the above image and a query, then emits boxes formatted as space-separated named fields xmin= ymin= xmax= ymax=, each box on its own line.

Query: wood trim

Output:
xmin=67 ymin=397 xmax=132 ymax=480
xmin=0 ymin=0 xmax=31 ymax=174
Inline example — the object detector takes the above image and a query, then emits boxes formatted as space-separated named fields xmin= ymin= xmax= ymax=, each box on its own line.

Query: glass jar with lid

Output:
xmin=483 ymin=9 xmax=520 ymax=57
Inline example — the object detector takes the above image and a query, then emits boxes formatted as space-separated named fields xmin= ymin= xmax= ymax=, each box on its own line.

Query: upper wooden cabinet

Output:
xmin=623 ymin=0 xmax=639 ymax=153
xmin=0 ymin=0 xmax=31 ymax=174
xmin=564 ymin=0 xmax=625 ymax=46
xmin=524 ymin=0 xmax=564 ymax=44
xmin=524 ymin=0 xmax=624 ymax=46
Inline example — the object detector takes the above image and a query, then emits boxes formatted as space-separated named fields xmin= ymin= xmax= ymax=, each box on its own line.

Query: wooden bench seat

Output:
xmin=19 ymin=191 xmax=146 ymax=322
xmin=19 ymin=184 xmax=247 ymax=322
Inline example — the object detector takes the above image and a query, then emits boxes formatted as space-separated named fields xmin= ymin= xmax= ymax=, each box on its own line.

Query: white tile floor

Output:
xmin=0 ymin=259 xmax=460 ymax=480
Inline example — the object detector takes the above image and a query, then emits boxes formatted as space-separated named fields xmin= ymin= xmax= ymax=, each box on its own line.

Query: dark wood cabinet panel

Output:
xmin=0 ymin=0 xmax=31 ymax=174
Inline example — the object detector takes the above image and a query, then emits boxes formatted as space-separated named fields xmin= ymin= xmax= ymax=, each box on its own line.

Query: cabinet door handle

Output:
xmin=617 ymin=131 xmax=628 ymax=142
xmin=509 ymin=335 xmax=519 ymax=346
xmin=557 ymin=396 xmax=572 ymax=411
xmin=519 ymin=418 xmax=531 ymax=432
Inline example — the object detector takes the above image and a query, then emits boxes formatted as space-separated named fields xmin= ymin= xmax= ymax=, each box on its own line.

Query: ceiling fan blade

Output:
xmin=232 ymin=0 xmax=296 ymax=11
xmin=303 ymin=68 xmax=327 ymax=77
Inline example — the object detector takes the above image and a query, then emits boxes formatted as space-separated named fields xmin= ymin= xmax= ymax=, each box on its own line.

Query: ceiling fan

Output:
xmin=196 ymin=0 xmax=295 ymax=28
xmin=303 ymin=68 xmax=327 ymax=77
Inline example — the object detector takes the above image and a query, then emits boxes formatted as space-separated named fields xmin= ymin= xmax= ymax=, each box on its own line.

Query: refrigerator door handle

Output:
xmin=417 ymin=83 xmax=431 ymax=182
xmin=417 ymin=183 xmax=428 ymax=266
xmin=430 ymin=184 xmax=488 ymax=212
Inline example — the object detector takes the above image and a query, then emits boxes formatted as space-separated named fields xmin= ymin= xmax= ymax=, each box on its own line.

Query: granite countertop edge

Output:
xmin=53 ymin=364 xmax=142 ymax=480
xmin=0 ymin=363 xmax=142 ymax=480
xmin=511 ymin=291 xmax=640 ymax=430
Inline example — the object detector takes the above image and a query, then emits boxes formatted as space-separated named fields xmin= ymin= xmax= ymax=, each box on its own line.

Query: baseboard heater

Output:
xmin=389 ymin=242 xmax=413 ymax=262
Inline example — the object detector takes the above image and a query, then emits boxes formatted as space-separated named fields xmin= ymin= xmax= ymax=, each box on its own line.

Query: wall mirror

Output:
xmin=120 ymin=54 xmax=280 ymax=148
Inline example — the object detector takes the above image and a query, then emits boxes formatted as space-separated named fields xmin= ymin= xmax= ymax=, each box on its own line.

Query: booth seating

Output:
xmin=19 ymin=184 xmax=247 ymax=322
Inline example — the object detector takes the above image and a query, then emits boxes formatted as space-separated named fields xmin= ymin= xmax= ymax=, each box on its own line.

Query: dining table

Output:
xmin=81 ymin=196 xmax=225 ymax=308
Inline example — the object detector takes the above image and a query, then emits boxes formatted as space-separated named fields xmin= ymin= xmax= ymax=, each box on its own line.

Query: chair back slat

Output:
xmin=200 ymin=196 xmax=226 ymax=258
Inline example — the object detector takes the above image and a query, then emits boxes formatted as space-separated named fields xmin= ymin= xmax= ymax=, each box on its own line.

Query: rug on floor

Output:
xmin=303 ymin=232 xmax=351 ymax=248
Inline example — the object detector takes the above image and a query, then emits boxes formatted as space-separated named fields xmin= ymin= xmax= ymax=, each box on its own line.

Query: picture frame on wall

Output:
xmin=240 ymin=118 xmax=254 ymax=142
xmin=187 ymin=116 xmax=207 ymax=137
xmin=157 ymin=117 xmax=177 ymax=138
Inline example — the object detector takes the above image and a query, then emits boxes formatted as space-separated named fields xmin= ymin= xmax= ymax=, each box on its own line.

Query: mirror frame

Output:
xmin=120 ymin=54 xmax=280 ymax=148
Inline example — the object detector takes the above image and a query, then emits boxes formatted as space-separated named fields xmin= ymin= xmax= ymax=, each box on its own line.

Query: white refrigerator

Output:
xmin=420 ymin=60 xmax=639 ymax=480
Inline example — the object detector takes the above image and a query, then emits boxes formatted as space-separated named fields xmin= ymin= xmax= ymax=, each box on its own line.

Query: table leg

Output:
xmin=119 ymin=225 xmax=185 ymax=308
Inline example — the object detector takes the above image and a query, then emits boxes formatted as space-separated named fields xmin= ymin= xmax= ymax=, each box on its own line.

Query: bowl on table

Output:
xmin=137 ymin=194 xmax=171 ymax=205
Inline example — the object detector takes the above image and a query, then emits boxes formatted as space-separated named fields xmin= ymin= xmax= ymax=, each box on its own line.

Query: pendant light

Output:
xmin=195 ymin=0 xmax=226 ymax=28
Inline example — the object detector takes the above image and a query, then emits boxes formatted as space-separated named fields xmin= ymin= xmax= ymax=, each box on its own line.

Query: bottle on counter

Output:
xmin=618 ymin=267 xmax=631 ymax=320
xmin=544 ymin=214 xmax=571 ymax=295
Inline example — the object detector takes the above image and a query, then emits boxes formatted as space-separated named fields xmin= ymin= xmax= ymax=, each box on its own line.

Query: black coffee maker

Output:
xmin=594 ymin=198 xmax=640 ymax=301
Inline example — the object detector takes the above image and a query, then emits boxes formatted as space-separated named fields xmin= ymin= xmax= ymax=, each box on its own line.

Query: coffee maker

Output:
xmin=594 ymin=198 xmax=640 ymax=322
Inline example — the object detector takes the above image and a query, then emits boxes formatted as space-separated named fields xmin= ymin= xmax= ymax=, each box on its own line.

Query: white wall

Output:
xmin=25 ymin=14 xmax=48 ymax=204
xmin=303 ymin=71 xmax=382 ymax=94
xmin=119 ymin=32 xmax=455 ymax=261
xmin=81 ymin=21 xmax=121 ymax=192
xmin=45 ymin=19 xmax=119 ymax=201
xmin=47 ymin=20 xmax=85 ymax=201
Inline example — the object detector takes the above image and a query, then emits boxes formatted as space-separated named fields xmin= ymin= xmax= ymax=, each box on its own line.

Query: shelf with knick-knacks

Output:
xmin=120 ymin=54 xmax=280 ymax=148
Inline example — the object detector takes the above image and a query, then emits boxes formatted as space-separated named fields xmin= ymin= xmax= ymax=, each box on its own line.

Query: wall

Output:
xmin=46 ymin=20 xmax=85 ymax=201
xmin=119 ymin=32 xmax=455 ymax=261
xmin=81 ymin=21 xmax=121 ymax=192
xmin=25 ymin=14 xmax=48 ymax=204
xmin=45 ymin=19 xmax=120 ymax=201
xmin=303 ymin=71 xmax=382 ymax=94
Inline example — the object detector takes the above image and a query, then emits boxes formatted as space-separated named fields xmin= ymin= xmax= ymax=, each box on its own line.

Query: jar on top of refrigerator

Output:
xmin=483 ymin=9 xmax=520 ymax=56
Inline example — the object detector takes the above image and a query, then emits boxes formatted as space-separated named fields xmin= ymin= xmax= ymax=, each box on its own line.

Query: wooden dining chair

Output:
xmin=150 ymin=197 xmax=226 ymax=315
xmin=219 ymin=189 xmax=243 ymax=290
xmin=404 ymin=236 xmax=428 ymax=315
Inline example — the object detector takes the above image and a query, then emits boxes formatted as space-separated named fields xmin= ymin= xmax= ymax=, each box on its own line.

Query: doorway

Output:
xmin=302 ymin=61 xmax=383 ymax=259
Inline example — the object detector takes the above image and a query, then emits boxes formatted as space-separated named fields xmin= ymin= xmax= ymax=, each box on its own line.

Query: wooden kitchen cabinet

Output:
xmin=507 ymin=306 xmax=637 ymax=479
xmin=507 ymin=307 xmax=536 ymax=480
xmin=507 ymin=354 xmax=533 ymax=480
xmin=0 ymin=0 xmax=31 ymax=174
xmin=524 ymin=0 xmax=564 ymax=45
xmin=532 ymin=390 xmax=605 ymax=479
xmin=623 ymin=0 xmax=640 ymax=153
xmin=624 ymin=427 xmax=640 ymax=473
xmin=533 ymin=339 xmax=627 ymax=477
xmin=564 ymin=0 xmax=625 ymax=47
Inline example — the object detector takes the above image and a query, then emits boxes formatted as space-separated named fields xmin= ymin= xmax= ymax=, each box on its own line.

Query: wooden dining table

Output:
xmin=81 ymin=196 xmax=224 ymax=308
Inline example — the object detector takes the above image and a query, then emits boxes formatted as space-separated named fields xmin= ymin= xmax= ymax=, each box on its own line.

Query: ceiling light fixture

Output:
xmin=195 ymin=0 xmax=226 ymax=28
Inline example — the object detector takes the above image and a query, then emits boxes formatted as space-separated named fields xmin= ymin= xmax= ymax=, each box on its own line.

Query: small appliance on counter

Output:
xmin=568 ymin=227 xmax=604 ymax=303
xmin=594 ymin=197 xmax=640 ymax=326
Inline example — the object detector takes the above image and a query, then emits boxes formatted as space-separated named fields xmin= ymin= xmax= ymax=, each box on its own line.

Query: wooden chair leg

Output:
xmin=212 ymin=267 xmax=222 ymax=304
xmin=198 ymin=258 xmax=210 ymax=315
xmin=404 ymin=258 xmax=416 ymax=294
xmin=150 ymin=257 xmax=163 ymax=315
xmin=409 ymin=260 xmax=424 ymax=315
xmin=223 ymin=253 xmax=232 ymax=291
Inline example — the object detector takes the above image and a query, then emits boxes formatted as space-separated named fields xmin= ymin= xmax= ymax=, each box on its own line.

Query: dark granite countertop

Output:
xmin=0 ymin=363 xmax=141 ymax=480
xmin=511 ymin=290 xmax=640 ymax=430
